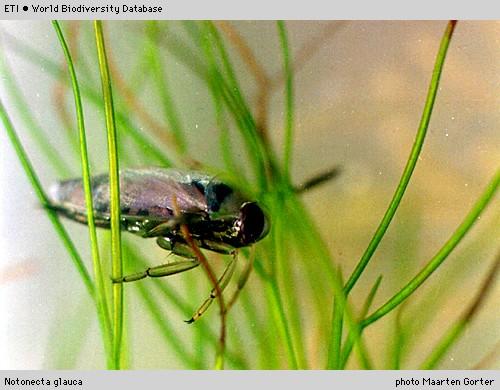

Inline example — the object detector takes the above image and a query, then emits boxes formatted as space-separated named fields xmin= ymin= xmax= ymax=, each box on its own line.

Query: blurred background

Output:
xmin=0 ymin=21 xmax=499 ymax=369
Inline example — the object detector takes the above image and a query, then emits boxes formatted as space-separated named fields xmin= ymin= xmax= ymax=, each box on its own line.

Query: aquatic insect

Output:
xmin=49 ymin=167 xmax=270 ymax=322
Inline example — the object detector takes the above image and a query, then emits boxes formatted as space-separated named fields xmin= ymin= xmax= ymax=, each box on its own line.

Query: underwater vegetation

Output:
xmin=0 ymin=20 xmax=498 ymax=369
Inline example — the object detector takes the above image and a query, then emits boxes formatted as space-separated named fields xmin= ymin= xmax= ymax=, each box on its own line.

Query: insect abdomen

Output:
xmin=49 ymin=168 xmax=207 ymax=232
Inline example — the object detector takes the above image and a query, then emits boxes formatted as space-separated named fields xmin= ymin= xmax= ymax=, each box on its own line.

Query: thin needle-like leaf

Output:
xmin=420 ymin=250 xmax=500 ymax=369
xmin=277 ymin=21 xmax=294 ymax=181
xmin=343 ymin=21 xmax=457 ymax=295
xmin=0 ymin=98 xmax=95 ymax=297
xmin=53 ymin=19 xmax=113 ymax=365
xmin=94 ymin=20 xmax=124 ymax=370
xmin=341 ymin=169 xmax=499 ymax=364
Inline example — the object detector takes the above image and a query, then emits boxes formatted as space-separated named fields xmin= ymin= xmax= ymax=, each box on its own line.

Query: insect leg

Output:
xmin=199 ymin=240 xmax=236 ymax=255
xmin=185 ymin=252 xmax=238 ymax=324
xmin=112 ymin=259 xmax=200 ymax=283
xmin=142 ymin=213 xmax=206 ymax=238
xmin=226 ymin=248 xmax=254 ymax=311
xmin=156 ymin=236 xmax=199 ymax=259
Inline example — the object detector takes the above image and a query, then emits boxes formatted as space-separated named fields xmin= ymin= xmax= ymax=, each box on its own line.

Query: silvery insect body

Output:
xmin=50 ymin=168 xmax=270 ymax=258
xmin=50 ymin=168 xmax=269 ymax=322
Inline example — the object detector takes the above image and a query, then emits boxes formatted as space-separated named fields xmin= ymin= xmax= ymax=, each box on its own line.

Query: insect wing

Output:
xmin=118 ymin=169 xmax=208 ymax=218
xmin=50 ymin=168 xmax=209 ymax=224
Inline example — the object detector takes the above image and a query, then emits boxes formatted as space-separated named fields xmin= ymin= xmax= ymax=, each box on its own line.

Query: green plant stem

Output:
xmin=343 ymin=20 xmax=457 ymax=295
xmin=420 ymin=250 xmax=500 ymax=369
xmin=151 ymin=24 xmax=207 ymax=82
xmin=328 ymin=300 xmax=343 ymax=369
xmin=0 ymin=56 xmax=71 ymax=177
xmin=2 ymin=31 xmax=173 ymax=168
xmin=333 ymin=21 xmax=457 ymax=368
xmin=135 ymin=283 xmax=199 ymax=368
xmin=146 ymin=21 xmax=187 ymax=156
xmin=391 ymin=306 xmax=406 ymax=369
xmin=122 ymin=243 xmax=247 ymax=368
xmin=0 ymin=98 xmax=95 ymax=298
xmin=94 ymin=20 xmax=123 ymax=370
xmin=340 ymin=168 xmax=499 ymax=364
xmin=332 ymin=275 xmax=382 ymax=368
xmin=53 ymin=20 xmax=114 ymax=366
xmin=347 ymin=276 xmax=382 ymax=369
xmin=205 ymin=22 xmax=252 ymax=125
xmin=364 ymin=169 xmax=499 ymax=326
xmin=277 ymin=21 xmax=294 ymax=181
xmin=203 ymin=49 xmax=241 ymax=179
xmin=360 ymin=275 xmax=383 ymax=320
xmin=271 ymin=196 xmax=303 ymax=369
xmin=203 ymin=22 xmax=269 ymax=191
xmin=266 ymin=279 xmax=299 ymax=369
xmin=284 ymin=196 xmax=366 ymax=369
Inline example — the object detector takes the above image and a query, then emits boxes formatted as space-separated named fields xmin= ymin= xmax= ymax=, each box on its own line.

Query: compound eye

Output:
xmin=239 ymin=202 xmax=269 ymax=245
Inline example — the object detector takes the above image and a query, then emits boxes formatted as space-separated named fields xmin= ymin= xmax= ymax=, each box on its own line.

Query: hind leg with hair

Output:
xmin=112 ymin=258 xmax=200 ymax=283
xmin=112 ymin=237 xmax=199 ymax=283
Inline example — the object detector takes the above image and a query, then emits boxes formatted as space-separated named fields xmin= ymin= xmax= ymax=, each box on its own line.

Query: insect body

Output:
xmin=50 ymin=167 xmax=269 ymax=257
xmin=49 ymin=168 xmax=269 ymax=322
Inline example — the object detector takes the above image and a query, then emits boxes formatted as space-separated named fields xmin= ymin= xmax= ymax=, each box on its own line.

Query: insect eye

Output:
xmin=206 ymin=183 xmax=233 ymax=212
xmin=239 ymin=202 xmax=269 ymax=244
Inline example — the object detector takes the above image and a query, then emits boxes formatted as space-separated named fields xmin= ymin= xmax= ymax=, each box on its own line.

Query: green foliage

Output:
xmin=1 ymin=20 xmax=498 ymax=370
